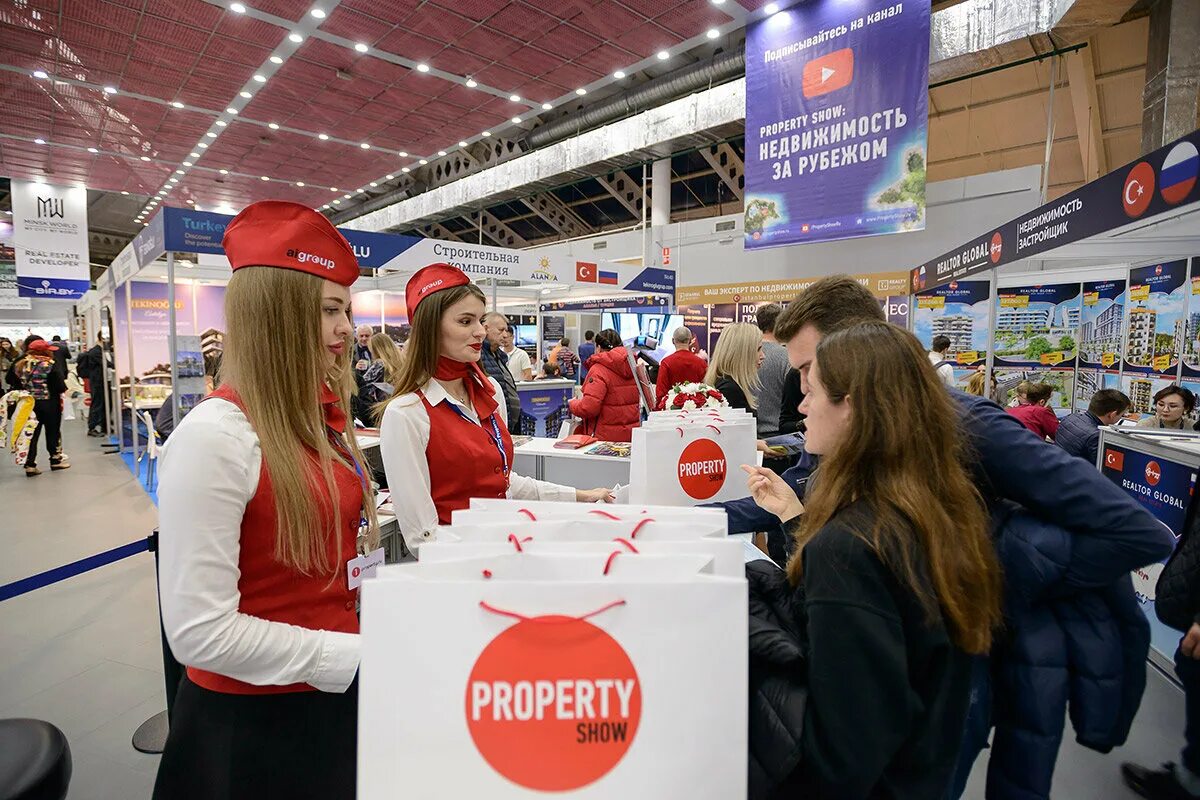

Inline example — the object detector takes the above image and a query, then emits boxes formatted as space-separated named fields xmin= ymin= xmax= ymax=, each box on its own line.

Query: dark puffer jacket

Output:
xmin=568 ymin=346 xmax=641 ymax=442
xmin=984 ymin=502 xmax=1168 ymax=800
xmin=1054 ymin=410 xmax=1102 ymax=464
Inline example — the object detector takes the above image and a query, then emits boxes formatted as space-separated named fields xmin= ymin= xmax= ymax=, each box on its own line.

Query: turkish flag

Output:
xmin=576 ymin=261 xmax=597 ymax=282
xmin=802 ymin=48 xmax=854 ymax=98
xmin=1104 ymin=448 xmax=1125 ymax=472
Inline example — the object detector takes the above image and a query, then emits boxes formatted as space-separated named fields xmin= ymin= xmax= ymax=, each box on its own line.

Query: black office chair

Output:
xmin=0 ymin=719 xmax=71 ymax=800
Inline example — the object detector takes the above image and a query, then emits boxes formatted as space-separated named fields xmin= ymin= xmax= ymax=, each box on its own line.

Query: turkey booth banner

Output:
xmin=357 ymin=553 xmax=747 ymax=799
xmin=743 ymin=0 xmax=930 ymax=247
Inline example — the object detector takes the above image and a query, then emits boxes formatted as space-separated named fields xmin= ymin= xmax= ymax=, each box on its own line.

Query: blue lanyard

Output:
xmin=446 ymin=401 xmax=509 ymax=477
xmin=328 ymin=428 xmax=370 ymax=529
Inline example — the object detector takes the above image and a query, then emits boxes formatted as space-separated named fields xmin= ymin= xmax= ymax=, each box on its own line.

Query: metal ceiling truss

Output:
xmin=519 ymin=193 xmax=592 ymax=238
xmin=592 ymin=170 xmax=645 ymax=218
xmin=698 ymin=142 xmax=744 ymax=201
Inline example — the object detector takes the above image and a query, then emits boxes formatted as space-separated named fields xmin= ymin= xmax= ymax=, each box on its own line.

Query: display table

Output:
xmin=513 ymin=378 xmax=575 ymax=437
xmin=513 ymin=437 xmax=629 ymax=489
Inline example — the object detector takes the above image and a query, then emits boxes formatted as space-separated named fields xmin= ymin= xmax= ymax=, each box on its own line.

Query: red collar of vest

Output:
xmin=321 ymin=383 xmax=347 ymax=433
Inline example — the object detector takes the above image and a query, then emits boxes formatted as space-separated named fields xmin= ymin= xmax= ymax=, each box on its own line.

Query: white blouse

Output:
xmin=379 ymin=377 xmax=576 ymax=549
xmin=157 ymin=399 xmax=359 ymax=694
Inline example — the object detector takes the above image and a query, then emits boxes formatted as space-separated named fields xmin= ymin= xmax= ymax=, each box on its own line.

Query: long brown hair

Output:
xmin=790 ymin=321 xmax=1002 ymax=655
xmin=388 ymin=282 xmax=487 ymax=398
xmin=222 ymin=267 xmax=379 ymax=575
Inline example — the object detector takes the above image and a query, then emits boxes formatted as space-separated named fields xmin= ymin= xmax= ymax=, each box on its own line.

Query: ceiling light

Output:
xmin=332 ymin=199 xmax=341 ymax=204
xmin=187 ymin=199 xmax=195 ymax=205
xmin=226 ymin=107 xmax=237 ymax=114
xmin=288 ymin=32 xmax=303 ymax=43
xmin=343 ymin=193 xmax=352 ymax=199
xmin=613 ymin=70 xmax=626 ymax=79
xmin=541 ymin=102 xmax=552 ymax=110
xmin=169 ymin=177 xmax=179 ymax=183
xmin=437 ymin=150 xmax=446 ymax=156
xmin=140 ymin=155 xmax=151 ymax=161
xmin=103 ymin=85 xmax=117 ymax=94
xmin=657 ymin=50 xmax=669 ymax=60
xmin=174 ymin=169 xmax=184 ymax=175
xmin=268 ymin=122 xmax=280 ymax=130
xmin=121 ymin=190 xmax=129 ymax=195
xmin=310 ymin=7 xmax=326 ymax=18
xmin=296 ymin=181 xmax=305 ymax=186
xmin=416 ymin=63 xmax=429 ymax=72
xmin=239 ymin=91 xmax=252 ymax=98
xmin=357 ymin=189 xmax=366 ymax=194
xmin=33 ymin=70 xmax=48 ymax=79
xmin=711 ymin=0 xmax=725 ymax=4
xmin=190 ymin=152 xmax=199 ymax=158
xmin=87 ymin=147 xmax=98 ymax=153
xmin=764 ymin=1 xmax=779 ymax=12
xmin=330 ymin=186 xmax=338 ymax=191
xmin=206 ymin=131 xmax=217 ymax=137
xmin=511 ymin=116 xmax=521 ymax=124
xmin=706 ymin=28 xmax=719 ymax=39
xmin=575 ymin=87 xmax=586 ymax=95
xmin=399 ymin=150 xmax=408 ymax=157
xmin=198 ymin=142 xmax=208 ymax=148
xmin=419 ymin=159 xmax=428 ymax=165
xmin=183 ymin=161 xmax=193 ymax=166
xmin=458 ymin=141 xmax=467 ymax=147
xmin=385 ymin=174 xmax=394 ymax=179
xmin=509 ymin=94 xmax=521 ymax=102
xmin=34 ymin=137 xmax=45 ymax=144
xmin=355 ymin=43 xmax=368 ymax=53
xmin=261 ymin=176 xmax=270 ymax=181
xmin=219 ymin=169 xmax=229 ymax=174
xmin=401 ymin=167 xmax=411 ymax=173
xmin=360 ymin=142 xmax=370 ymax=149
xmin=318 ymin=133 xmax=329 ymax=140
xmin=482 ymin=130 xmax=492 ymax=137
xmin=171 ymin=100 xmax=184 ymax=108
xmin=143 ymin=222 xmax=149 ymax=226
xmin=215 ymin=120 xmax=227 ymax=127
xmin=465 ymin=77 xmax=477 ymax=88
xmin=230 ymin=2 xmax=246 ymax=12
xmin=269 ymin=56 xmax=283 ymax=64
xmin=253 ymin=74 xmax=266 ymax=82
xmin=369 ymin=182 xmax=378 ymax=187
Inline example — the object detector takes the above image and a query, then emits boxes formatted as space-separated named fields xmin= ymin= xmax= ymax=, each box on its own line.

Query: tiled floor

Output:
xmin=0 ymin=421 xmax=1189 ymax=798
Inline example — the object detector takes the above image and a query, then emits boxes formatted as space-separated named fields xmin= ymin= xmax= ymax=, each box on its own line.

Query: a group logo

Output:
xmin=677 ymin=439 xmax=727 ymax=500
xmin=990 ymin=231 xmax=1003 ymax=264
xmin=1122 ymin=161 xmax=1155 ymax=218
xmin=1146 ymin=459 xmax=1161 ymax=486
xmin=418 ymin=278 xmax=444 ymax=296
xmin=36 ymin=196 xmax=64 ymax=219
xmin=466 ymin=616 xmax=641 ymax=791
xmin=1160 ymin=141 xmax=1199 ymax=205
xmin=286 ymin=249 xmax=335 ymax=270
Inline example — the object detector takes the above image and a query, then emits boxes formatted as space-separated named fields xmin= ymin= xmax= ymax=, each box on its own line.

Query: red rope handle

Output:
xmin=482 ymin=569 xmax=493 ymax=579
xmin=507 ymin=533 xmax=533 ymax=552
xmin=676 ymin=427 xmax=684 ymax=437
xmin=706 ymin=424 xmax=721 ymax=434
xmin=612 ymin=537 xmax=639 ymax=553
xmin=479 ymin=599 xmax=626 ymax=622
xmin=517 ymin=508 xmax=537 ymax=521
xmin=603 ymin=550 xmax=623 ymax=575
xmin=628 ymin=517 xmax=655 ymax=539
xmin=588 ymin=509 xmax=622 ymax=520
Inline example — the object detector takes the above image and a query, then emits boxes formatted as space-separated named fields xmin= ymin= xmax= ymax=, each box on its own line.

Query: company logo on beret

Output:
xmin=286 ymin=248 xmax=336 ymax=270
xmin=419 ymin=279 xmax=444 ymax=296
xmin=466 ymin=616 xmax=641 ymax=791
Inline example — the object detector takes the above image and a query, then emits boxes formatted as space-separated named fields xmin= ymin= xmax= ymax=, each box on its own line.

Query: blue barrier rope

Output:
xmin=0 ymin=538 xmax=150 ymax=602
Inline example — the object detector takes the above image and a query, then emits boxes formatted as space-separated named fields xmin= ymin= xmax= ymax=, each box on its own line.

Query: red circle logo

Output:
xmin=465 ymin=616 xmax=641 ymax=791
xmin=990 ymin=231 xmax=1003 ymax=263
xmin=1123 ymin=162 xmax=1155 ymax=218
xmin=677 ymin=438 xmax=727 ymax=500
xmin=1146 ymin=460 xmax=1161 ymax=486
xmin=352 ymin=566 xmax=361 ymax=578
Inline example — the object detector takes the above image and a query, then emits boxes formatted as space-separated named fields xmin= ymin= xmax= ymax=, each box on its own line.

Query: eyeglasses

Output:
xmin=1157 ymin=402 xmax=1184 ymax=411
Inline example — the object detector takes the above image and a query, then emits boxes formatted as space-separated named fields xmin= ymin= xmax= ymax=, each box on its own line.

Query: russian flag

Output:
xmin=598 ymin=270 xmax=619 ymax=285
xmin=1160 ymin=141 xmax=1199 ymax=205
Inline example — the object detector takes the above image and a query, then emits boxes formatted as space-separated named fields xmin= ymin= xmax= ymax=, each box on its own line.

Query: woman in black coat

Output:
xmin=742 ymin=321 xmax=1003 ymax=800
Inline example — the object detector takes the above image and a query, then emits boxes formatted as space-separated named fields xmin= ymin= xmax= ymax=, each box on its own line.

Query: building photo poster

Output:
xmin=993 ymin=283 xmax=1081 ymax=368
xmin=1124 ymin=260 xmax=1187 ymax=380
xmin=743 ymin=0 xmax=930 ymax=247
xmin=913 ymin=280 xmax=990 ymax=367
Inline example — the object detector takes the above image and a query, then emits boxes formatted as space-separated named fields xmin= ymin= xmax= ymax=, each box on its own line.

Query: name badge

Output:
xmin=347 ymin=547 xmax=386 ymax=590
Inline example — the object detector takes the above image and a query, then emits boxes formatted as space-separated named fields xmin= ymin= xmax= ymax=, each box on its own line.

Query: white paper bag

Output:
xmin=420 ymin=537 xmax=745 ymax=577
xmin=449 ymin=514 xmax=727 ymax=541
xmin=359 ymin=553 xmax=747 ymax=799
xmin=629 ymin=418 xmax=757 ymax=506
xmin=462 ymin=498 xmax=728 ymax=534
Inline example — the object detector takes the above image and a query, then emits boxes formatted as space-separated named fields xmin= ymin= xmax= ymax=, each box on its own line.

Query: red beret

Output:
xmin=405 ymin=263 xmax=472 ymax=318
xmin=222 ymin=200 xmax=359 ymax=286
xmin=27 ymin=340 xmax=57 ymax=354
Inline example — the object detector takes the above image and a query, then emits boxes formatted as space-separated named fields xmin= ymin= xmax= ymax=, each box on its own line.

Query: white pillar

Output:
xmin=651 ymin=158 xmax=671 ymax=228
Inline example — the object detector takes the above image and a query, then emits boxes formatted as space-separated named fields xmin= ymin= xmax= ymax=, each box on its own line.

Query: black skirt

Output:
xmin=153 ymin=676 xmax=358 ymax=800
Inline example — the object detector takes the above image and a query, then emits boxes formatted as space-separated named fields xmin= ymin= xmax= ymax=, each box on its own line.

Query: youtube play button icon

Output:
xmin=802 ymin=48 xmax=854 ymax=98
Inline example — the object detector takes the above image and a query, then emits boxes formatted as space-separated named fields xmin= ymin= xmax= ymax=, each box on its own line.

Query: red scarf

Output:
xmin=434 ymin=357 xmax=498 ymax=421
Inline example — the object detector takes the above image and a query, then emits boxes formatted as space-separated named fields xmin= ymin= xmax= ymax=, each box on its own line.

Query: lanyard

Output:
xmin=446 ymin=401 xmax=509 ymax=478
xmin=328 ymin=428 xmax=371 ymax=542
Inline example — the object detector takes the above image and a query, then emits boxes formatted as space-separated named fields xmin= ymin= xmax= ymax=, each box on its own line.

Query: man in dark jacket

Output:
xmin=76 ymin=337 xmax=110 ymax=436
xmin=731 ymin=276 xmax=1173 ymax=799
xmin=1055 ymin=388 xmax=1130 ymax=464
xmin=481 ymin=312 xmax=520 ymax=423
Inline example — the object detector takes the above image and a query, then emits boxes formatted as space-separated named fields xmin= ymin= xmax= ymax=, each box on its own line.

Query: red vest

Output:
xmin=419 ymin=390 xmax=514 ymax=524
xmin=187 ymin=385 xmax=364 ymax=695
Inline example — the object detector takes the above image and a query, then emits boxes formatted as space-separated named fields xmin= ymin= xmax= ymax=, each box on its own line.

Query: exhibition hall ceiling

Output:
xmin=0 ymin=0 xmax=757 ymax=224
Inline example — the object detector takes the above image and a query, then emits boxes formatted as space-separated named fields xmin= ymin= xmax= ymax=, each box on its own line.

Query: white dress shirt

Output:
xmin=157 ymin=398 xmax=359 ymax=694
xmin=928 ymin=350 xmax=956 ymax=388
xmin=379 ymin=376 xmax=576 ymax=548
xmin=504 ymin=345 xmax=532 ymax=382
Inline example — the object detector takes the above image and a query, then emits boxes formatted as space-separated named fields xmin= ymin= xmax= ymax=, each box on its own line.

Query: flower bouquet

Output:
xmin=663 ymin=382 xmax=728 ymax=412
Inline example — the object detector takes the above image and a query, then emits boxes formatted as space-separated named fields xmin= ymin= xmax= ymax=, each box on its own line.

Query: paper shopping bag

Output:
xmin=359 ymin=553 xmax=747 ymax=799
xmin=421 ymin=536 xmax=745 ymax=576
xmin=461 ymin=499 xmax=729 ymax=534
xmin=441 ymin=517 xmax=727 ymax=543
xmin=629 ymin=418 xmax=757 ymax=506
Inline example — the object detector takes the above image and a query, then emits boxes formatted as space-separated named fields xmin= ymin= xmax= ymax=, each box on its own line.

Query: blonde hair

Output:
xmin=704 ymin=322 xmax=762 ymax=408
xmin=222 ymin=267 xmax=378 ymax=575
xmin=966 ymin=371 xmax=986 ymax=396
xmin=368 ymin=332 xmax=404 ymax=386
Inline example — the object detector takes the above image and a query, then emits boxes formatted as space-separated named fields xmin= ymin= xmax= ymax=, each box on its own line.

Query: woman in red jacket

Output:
xmin=569 ymin=329 xmax=641 ymax=442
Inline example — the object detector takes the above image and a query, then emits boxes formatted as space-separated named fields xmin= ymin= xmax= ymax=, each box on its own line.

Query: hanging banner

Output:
xmin=913 ymin=280 xmax=989 ymax=369
xmin=676 ymin=270 xmax=910 ymax=305
xmin=912 ymin=131 xmax=1200 ymax=292
xmin=1076 ymin=278 xmax=1127 ymax=408
xmin=539 ymin=295 xmax=671 ymax=312
xmin=994 ymin=283 xmax=1082 ymax=368
xmin=743 ymin=0 xmax=930 ymax=248
xmin=11 ymin=180 xmax=91 ymax=299
xmin=0 ymin=221 xmax=31 ymax=310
